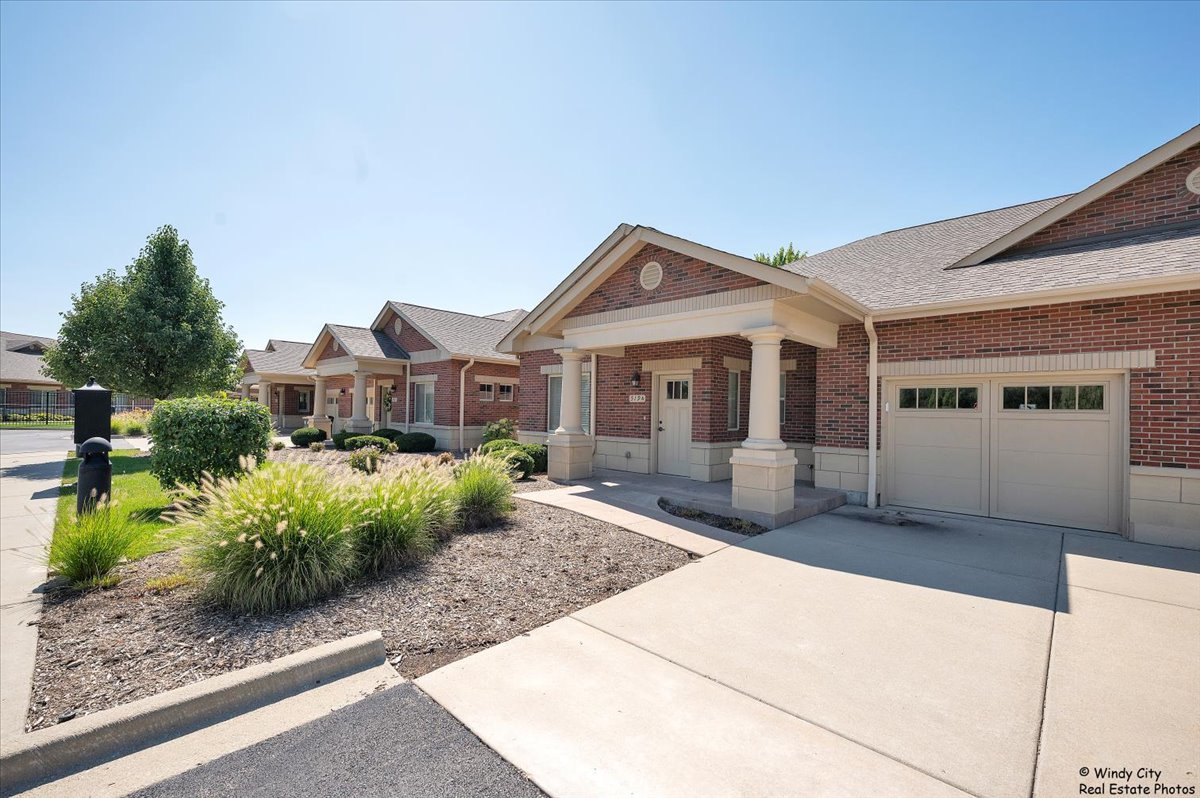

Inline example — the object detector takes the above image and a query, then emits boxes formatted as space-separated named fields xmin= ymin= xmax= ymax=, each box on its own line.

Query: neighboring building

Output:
xmin=239 ymin=340 xmax=318 ymax=431
xmin=501 ymin=126 xmax=1200 ymax=548
xmin=300 ymin=303 xmax=525 ymax=449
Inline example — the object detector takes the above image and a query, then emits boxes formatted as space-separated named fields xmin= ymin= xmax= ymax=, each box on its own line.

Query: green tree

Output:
xmin=753 ymin=243 xmax=807 ymax=268
xmin=43 ymin=226 xmax=242 ymax=398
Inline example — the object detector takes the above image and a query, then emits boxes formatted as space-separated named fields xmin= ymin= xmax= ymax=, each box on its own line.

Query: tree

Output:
xmin=753 ymin=243 xmax=807 ymax=268
xmin=43 ymin=226 xmax=242 ymax=399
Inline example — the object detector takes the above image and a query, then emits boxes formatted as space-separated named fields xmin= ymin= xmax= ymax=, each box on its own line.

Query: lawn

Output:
xmin=56 ymin=450 xmax=184 ymax=559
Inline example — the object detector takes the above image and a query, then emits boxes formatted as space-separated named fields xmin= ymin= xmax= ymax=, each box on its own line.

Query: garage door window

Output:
xmin=1001 ymin=384 xmax=1105 ymax=411
xmin=898 ymin=386 xmax=978 ymax=410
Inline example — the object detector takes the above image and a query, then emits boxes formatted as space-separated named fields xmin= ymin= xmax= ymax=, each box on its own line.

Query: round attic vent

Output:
xmin=1186 ymin=167 xmax=1200 ymax=197
xmin=639 ymin=261 xmax=663 ymax=291
xmin=394 ymin=319 xmax=403 ymax=335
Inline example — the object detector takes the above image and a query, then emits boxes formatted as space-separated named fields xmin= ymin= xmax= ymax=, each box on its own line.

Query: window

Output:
xmin=547 ymin=374 xmax=591 ymax=433
xmin=413 ymin=382 xmax=435 ymax=423
xmin=779 ymin=379 xmax=787 ymax=424
xmin=665 ymin=379 xmax=689 ymax=400
xmin=297 ymin=390 xmax=311 ymax=413
xmin=1002 ymin=384 xmax=1105 ymax=411
xmin=898 ymin=386 xmax=979 ymax=410
xmin=478 ymin=383 xmax=494 ymax=402
xmin=498 ymin=384 xmax=514 ymax=402
xmin=727 ymin=372 xmax=740 ymax=430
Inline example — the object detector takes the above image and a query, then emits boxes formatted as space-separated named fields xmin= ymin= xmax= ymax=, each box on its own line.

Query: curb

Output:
xmin=0 ymin=630 xmax=386 ymax=796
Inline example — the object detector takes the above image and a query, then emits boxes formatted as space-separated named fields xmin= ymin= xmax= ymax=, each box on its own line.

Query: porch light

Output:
xmin=339 ymin=388 xmax=347 ymax=396
xmin=630 ymin=371 xmax=641 ymax=388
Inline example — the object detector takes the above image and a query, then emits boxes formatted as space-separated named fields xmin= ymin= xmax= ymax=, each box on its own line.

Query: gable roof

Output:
xmin=483 ymin=308 xmax=527 ymax=322
xmin=326 ymin=324 xmax=409 ymax=360
xmin=243 ymin=339 xmax=315 ymax=378
xmin=0 ymin=331 xmax=60 ymax=385
xmin=949 ymin=125 xmax=1200 ymax=268
xmin=383 ymin=302 xmax=521 ymax=363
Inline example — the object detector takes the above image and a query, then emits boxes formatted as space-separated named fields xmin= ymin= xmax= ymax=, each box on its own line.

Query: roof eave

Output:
xmin=948 ymin=125 xmax=1200 ymax=269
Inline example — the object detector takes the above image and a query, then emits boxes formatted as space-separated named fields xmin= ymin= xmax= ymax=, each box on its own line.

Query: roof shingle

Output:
xmin=389 ymin=303 xmax=522 ymax=362
xmin=0 ymin=331 xmax=60 ymax=385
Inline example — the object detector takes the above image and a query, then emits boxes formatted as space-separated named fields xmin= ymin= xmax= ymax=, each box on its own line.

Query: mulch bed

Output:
xmin=657 ymin=497 xmax=768 ymax=536
xmin=26 ymin=499 xmax=690 ymax=732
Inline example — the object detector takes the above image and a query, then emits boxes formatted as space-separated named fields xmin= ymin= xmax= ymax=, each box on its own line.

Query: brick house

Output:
xmin=239 ymin=340 xmax=318 ymax=431
xmin=501 ymin=126 xmax=1199 ymax=548
xmin=298 ymin=303 xmax=525 ymax=449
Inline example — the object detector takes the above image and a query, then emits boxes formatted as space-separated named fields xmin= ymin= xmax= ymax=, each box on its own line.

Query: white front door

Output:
xmin=656 ymin=375 xmax=692 ymax=477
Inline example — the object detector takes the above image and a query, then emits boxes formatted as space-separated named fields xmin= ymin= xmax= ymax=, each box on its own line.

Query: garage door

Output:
xmin=885 ymin=375 xmax=1122 ymax=532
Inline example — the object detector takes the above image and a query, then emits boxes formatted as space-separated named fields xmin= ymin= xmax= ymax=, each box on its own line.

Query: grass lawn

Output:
xmin=56 ymin=450 xmax=185 ymax=559
xmin=1 ymin=422 xmax=74 ymax=429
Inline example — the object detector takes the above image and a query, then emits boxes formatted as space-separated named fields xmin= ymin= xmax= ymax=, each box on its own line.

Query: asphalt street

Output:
xmin=0 ymin=429 xmax=74 ymax=455
xmin=130 ymin=683 xmax=545 ymax=798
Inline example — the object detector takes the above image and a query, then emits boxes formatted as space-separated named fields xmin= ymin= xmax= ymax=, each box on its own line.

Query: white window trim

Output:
xmin=479 ymin=383 xmax=495 ymax=402
xmin=412 ymin=382 xmax=435 ymax=424
xmin=727 ymin=371 xmax=740 ymax=431
xmin=498 ymin=384 xmax=514 ymax=402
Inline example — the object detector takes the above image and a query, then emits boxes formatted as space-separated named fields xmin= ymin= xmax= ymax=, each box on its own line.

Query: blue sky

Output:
xmin=1 ymin=1 xmax=1197 ymax=349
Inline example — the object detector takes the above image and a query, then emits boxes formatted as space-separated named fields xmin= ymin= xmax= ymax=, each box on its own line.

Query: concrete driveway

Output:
xmin=419 ymin=505 xmax=1200 ymax=798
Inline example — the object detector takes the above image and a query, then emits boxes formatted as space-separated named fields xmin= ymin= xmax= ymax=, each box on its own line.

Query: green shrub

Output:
xmin=371 ymin=428 xmax=404 ymax=443
xmin=452 ymin=453 xmax=514 ymax=530
xmin=385 ymin=442 xmax=399 ymax=454
xmin=519 ymin=443 xmax=548 ymax=473
xmin=481 ymin=418 xmax=516 ymax=444
xmin=480 ymin=438 xmax=521 ymax=456
xmin=504 ymin=449 xmax=535 ymax=479
xmin=345 ymin=435 xmax=391 ymax=451
xmin=395 ymin=432 xmax=437 ymax=453
xmin=290 ymin=427 xmax=327 ymax=447
xmin=309 ymin=441 xmax=325 ymax=452
xmin=148 ymin=396 xmax=272 ymax=488
xmin=352 ymin=465 xmax=456 ymax=574
xmin=348 ymin=446 xmax=384 ymax=473
xmin=332 ymin=430 xmax=358 ymax=450
xmin=49 ymin=501 xmax=140 ymax=588
xmin=272 ymin=440 xmax=286 ymax=451
xmin=172 ymin=463 xmax=358 ymax=614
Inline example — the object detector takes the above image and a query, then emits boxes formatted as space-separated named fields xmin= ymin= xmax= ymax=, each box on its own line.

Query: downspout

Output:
xmin=404 ymin=363 xmax=411 ymax=433
xmin=590 ymin=353 xmax=598 ymax=459
xmin=865 ymin=316 xmax=878 ymax=509
xmin=459 ymin=357 xmax=476 ymax=452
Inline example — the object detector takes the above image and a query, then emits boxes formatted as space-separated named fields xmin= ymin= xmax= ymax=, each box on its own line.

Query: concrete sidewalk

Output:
xmin=0 ymin=450 xmax=62 ymax=741
xmin=420 ymin=506 xmax=1200 ymax=798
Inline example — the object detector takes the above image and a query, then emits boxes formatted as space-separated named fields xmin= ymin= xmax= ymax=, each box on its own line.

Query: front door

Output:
xmin=656 ymin=375 xmax=692 ymax=477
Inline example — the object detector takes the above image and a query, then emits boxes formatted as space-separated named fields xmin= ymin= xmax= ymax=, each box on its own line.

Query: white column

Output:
xmin=730 ymin=326 xmax=797 ymax=528
xmin=308 ymin=377 xmax=328 ymax=433
xmin=547 ymin=348 xmax=592 ymax=481
xmin=744 ymin=330 xmax=786 ymax=450
xmin=556 ymin=349 xmax=585 ymax=434
xmin=347 ymin=370 xmax=372 ymax=433
xmin=258 ymin=381 xmax=271 ymax=408
xmin=240 ymin=383 xmax=250 ymax=399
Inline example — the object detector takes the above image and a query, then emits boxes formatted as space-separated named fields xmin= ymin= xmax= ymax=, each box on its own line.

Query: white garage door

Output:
xmin=886 ymin=375 xmax=1122 ymax=532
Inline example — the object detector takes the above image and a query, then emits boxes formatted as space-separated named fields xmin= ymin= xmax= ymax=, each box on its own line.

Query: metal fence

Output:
xmin=0 ymin=389 xmax=153 ymax=426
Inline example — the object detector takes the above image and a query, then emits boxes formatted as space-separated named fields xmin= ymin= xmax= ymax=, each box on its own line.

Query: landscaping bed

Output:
xmin=26 ymin=500 xmax=689 ymax=731
xmin=657 ymin=497 xmax=768 ymax=536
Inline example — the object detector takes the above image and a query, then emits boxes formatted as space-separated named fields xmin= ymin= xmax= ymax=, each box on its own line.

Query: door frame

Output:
xmin=650 ymin=371 xmax=693 ymax=477
xmin=882 ymin=369 xmax=1129 ymax=533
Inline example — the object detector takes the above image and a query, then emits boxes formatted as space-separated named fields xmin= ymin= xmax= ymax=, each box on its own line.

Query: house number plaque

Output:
xmin=628 ymin=394 xmax=646 ymax=403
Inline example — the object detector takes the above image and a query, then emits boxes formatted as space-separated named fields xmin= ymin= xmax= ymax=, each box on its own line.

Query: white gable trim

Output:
xmin=950 ymin=125 xmax=1200 ymax=268
xmin=368 ymin=302 xmax=451 ymax=360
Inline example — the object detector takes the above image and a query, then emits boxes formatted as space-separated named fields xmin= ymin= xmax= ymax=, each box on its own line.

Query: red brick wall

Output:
xmin=316 ymin=337 xmax=343 ymax=362
xmin=815 ymin=289 xmax=1199 ymax=468
xmin=518 ymin=337 xmax=817 ymax=446
xmin=266 ymin=383 xmax=313 ymax=416
xmin=461 ymin=360 xmax=521 ymax=426
xmin=565 ymin=244 xmax=766 ymax=319
xmin=1014 ymin=144 xmax=1200 ymax=252
xmin=380 ymin=311 xmax=438 ymax=354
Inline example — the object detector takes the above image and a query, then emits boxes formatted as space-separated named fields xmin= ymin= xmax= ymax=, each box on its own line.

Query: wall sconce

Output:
xmin=339 ymin=388 xmax=347 ymax=396
xmin=630 ymin=371 xmax=641 ymax=388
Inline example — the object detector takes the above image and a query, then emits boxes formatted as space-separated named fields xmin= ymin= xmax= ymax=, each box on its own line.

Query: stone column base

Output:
xmin=305 ymin=416 xmax=332 ymax=436
xmin=344 ymin=417 xmax=373 ymax=434
xmin=731 ymin=447 xmax=798 ymax=525
xmin=547 ymin=433 xmax=593 ymax=481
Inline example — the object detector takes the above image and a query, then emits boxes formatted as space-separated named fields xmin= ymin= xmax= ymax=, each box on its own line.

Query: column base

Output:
xmin=344 ymin=417 xmax=373 ymax=434
xmin=547 ymin=433 xmax=593 ymax=481
xmin=731 ymin=447 xmax=798 ymax=526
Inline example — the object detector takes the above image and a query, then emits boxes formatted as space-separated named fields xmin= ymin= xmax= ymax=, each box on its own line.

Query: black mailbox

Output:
xmin=74 ymin=378 xmax=113 ymax=447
